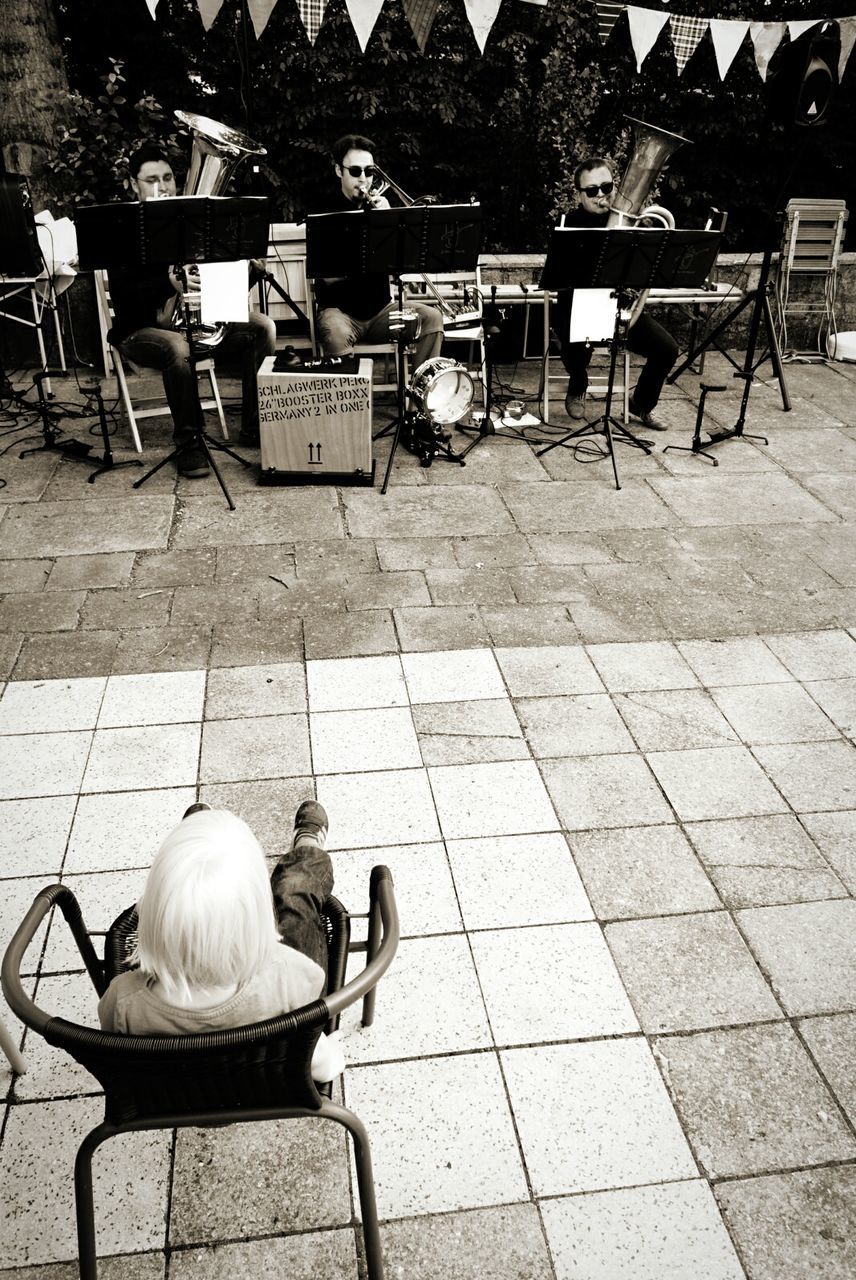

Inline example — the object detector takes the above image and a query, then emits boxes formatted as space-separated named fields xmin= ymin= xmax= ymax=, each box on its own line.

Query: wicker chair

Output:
xmin=2 ymin=865 xmax=398 ymax=1280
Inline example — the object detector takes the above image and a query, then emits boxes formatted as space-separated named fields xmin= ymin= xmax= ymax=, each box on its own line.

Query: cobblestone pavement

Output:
xmin=0 ymin=354 xmax=854 ymax=1279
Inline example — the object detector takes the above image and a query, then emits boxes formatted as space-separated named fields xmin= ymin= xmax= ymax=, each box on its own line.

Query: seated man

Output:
xmin=312 ymin=133 xmax=443 ymax=372
xmin=107 ymin=143 xmax=276 ymax=477
xmin=554 ymin=155 xmax=678 ymax=431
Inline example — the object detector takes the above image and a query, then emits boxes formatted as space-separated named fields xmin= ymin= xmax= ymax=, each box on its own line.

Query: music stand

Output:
xmin=306 ymin=203 xmax=482 ymax=494
xmin=76 ymin=195 xmax=270 ymax=510
xmin=537 ymin=226 xmax=721 ymax=490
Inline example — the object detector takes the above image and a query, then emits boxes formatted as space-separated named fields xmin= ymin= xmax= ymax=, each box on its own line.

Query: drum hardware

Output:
xmin=398 ymin=355 xmax=475 ymax=468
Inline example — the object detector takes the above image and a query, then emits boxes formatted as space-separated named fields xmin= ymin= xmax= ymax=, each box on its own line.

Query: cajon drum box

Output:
xmin=257 ymin=357 xmax=374 ymax=485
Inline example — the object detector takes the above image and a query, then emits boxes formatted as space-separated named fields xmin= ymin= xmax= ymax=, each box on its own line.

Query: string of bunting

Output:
xmin=595 ymin=4 xmax=856 ymax=81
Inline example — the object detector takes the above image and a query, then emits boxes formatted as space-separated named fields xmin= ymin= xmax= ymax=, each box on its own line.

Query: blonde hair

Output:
xmin=135 ymin=808 xmax=281 ymax=1004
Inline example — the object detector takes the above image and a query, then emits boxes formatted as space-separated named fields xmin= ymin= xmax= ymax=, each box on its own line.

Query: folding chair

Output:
xmin=2 ymin=860 xmax=398 ymax=1280
xmin=775 ymin=198 xmax=848 ymax=358
xmin=94 ymin=270 xmax=228 ymax=453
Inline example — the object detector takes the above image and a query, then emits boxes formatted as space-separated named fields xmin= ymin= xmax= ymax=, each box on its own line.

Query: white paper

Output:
xmin=198 ymin=260 xmax=248 ymax=325
xmin=568 ymin=288 xmax=617 ymax=343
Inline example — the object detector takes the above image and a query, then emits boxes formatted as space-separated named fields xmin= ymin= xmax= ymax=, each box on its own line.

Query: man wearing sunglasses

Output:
xmin=554 ymin=156 xmax=678 ymax=431
xmin=312 ymin=134 xmax=443 ymax=371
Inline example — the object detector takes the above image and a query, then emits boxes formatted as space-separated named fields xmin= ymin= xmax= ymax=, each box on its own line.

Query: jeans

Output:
xmin=554 ymin=298 xmax=679 ymax=413
xmin=269 ymin=828 xmax=334 ymax=980
xmin=119 ymin=311 xmax=277 ymax=440
xmin=317 ymin=300 xmax=444 ymax=373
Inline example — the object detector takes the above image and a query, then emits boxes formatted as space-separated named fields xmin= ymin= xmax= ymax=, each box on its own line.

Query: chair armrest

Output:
xmin=2 ymin=884 xmax=107 ymax=1032
xmin=322 ymin=866 xmax=398 ymax=1026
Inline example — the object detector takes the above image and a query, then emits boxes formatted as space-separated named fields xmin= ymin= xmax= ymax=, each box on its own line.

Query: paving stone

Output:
xmin=763 ymin=628 xmax=856 ymax=680
xmin=542 ymin=1181 xmax=745 ymax=1280
xmin=804 ymin=677 xmax=856 ymax=735
xmin=257 ymin=578 xmax=346 ymax=617
xmin=736 ymin=899 xmax=856 ymax=1015
xmin=46 ymin=552 xmax=135 ymax=590
xmin=567 ymin=597 xmax=666 ymax=643
xmin=1 ymin=591 xmax=83 ymax=632
xmin=0 ymin=1254 xmax=165 ymax=1279
xmin=752 ymin=740 xmax=856 ymax=811
xmin=81 ymin=588 xmax=172 ymax=630
xmin=587 ymin=640 xmax=700 ymax=692
xmin=131 ymin=547 xmax=217 ymax=588
xmin=516 ymin=693 xmax=635 ymax=756
xmin=452 ymin=533 xmax=534 ymax=567
xmin=799 ymin=810 xmax=856 ymax=893
xmin=425 ymin=565 xmax=516 ymax=605
xmin=541 ymin=754 xmax=674 ymax=830
xmin=303 ymin=609 xmax=397 ymax=659
xmin=343 ymin=569 xmax=430 ymax=610
xmin=14 ymin=630 xmax=119 ymax=680
xmin=0 ymin=560 xmax=50 ymax=592
xmin=213 ymin=543 xmax=295 ymax=583
xmin=0 ymin=631 xmax=22 ymax=679
xmin=600 ymin=528 xmax=684 ymax=563
xmin=743 ymin=551 xmax=840 ymax=592
xmin=168 ymin=1233 xmax=356 ymax=1280
xmin=614 ymin=688 xmax=739 ymax=750
xmin=426 ymin=438 xmax=548 ymax=484
xmin=480 ymin=604 xmax=581 ymax=647
xmin=344 ymin=486 xmax=516 ymax=539
xmin=501 ymin=480 xmax=675 ymax=533
xmin=802 ymin=473 xmax=856 ymax=519
xmin=798 ymin=1013 xmax=856 ymax=1127
xmin=197 ymin=777 xmax=313 ymax=861
xmin=495 ymin=644 xmax=604 ymax=696
xmin=685 ymin=814 xmax=849 ymax=908
xmin=172 ymin=490 xmax=343 ymax=548
xmin=413 ymin=698 xmax=528 ymax=765
xmin=652 ymin=1023 xmax=856 ymax=1178
xmin=647 ymin=745 xmax=789 ymax=821
xmin=199 ymin=714 xmax=310 ymax=784
xmin=583 ymin=562 xmax=674 ymax=597
xmin=376 ymin=536 xmax=456 ymax=571
xmin=650 ymin=589 xmax=761 ymax=642
xmin=169 ymin=584 xmax=260 ymax=627
xmin=526 ymin=531 xmax=614 ymax=565
xmin=293 ymin=538 xmax=378 ymax=578
xmin=394 ymin=604 xmax=490 ymax=651
xmin=648 ymin=472 xmax=837 ymax=528
xmin=209 ymin=619 xmax=303 ymax=667
xmin=605 ymin=911 xmax=781 ymax=1033
xmin=402 ymin=647 xmax=506 ymax=704
xmin=715 ymin=1166 xmax=856 ymax=1280
xmin=0 ymin=453 xmax=58 ymax=504
xmin=0 ymin=795 xmax=76 ymax=879
xmin=113 ymin=626 xmax=212 ymax=674
xmin=429 ymin=759 xmax=558 ymax=839
xmin=0 ymin=496 xmax=174 ymax=558
xmin=447 ymin=831 xmax=592 ymax=929
xmin=711 ymin=681 xmax=841 ymax=744
xmin=380 ymin=1205 xmax=554 ymax=1280
xmin=569 ymin=825 xmax=721 ymax=920
xmin=676 ymin=636 xmax=794 ymax=686
xmin=0 ymin=676 xmax=105 ymax=733
xmin=205 ymin=663 xmax=305 ymax=719
xmin=307 ymin=654 xmax=408 ymax=712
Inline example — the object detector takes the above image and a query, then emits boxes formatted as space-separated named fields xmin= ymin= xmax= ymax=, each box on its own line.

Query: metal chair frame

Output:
xmin=775 ymin=199 xmax=848 ymax=358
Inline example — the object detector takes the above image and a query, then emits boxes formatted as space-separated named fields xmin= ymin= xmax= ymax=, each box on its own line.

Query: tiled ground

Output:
xmin=0 ymin=353 xmax=855 ymax=1278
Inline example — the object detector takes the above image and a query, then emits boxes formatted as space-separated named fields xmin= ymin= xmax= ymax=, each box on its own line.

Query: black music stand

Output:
xmin=76 ymin=195 xmax=269 ymax=510
xmin=306 ymin=203 xmax=482 ymax=494
xmin=537 ymin=226 xmax=721 ymax=490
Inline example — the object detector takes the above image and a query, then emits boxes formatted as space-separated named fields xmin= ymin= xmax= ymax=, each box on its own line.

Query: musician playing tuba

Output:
xmin=106 ymin=142 xmax=276 ymax=478
xmin=553 ymin=156 xmax=678 ymax=432
xmin=311 ymin=133 xmax=443 ymax=371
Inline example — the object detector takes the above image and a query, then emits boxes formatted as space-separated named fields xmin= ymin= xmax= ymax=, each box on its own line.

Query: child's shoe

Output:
xmin=293 ymin=800 xmax=328 ymax=850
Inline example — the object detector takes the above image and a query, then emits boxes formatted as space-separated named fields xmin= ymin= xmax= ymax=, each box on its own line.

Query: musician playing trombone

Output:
xmin=312 ymin=134 xmax=443 ymax=371
xmin=106 ymin=143 xmax=276 ymax=478
xmin=555 ymin=156 xmax=678 ymax=432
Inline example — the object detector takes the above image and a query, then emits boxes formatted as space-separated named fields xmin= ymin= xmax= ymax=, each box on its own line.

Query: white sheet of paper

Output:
xmin=568 ymin=288 xmax=617 ymax=344
xmin=199 ymin=260 xmax=249 ymax=325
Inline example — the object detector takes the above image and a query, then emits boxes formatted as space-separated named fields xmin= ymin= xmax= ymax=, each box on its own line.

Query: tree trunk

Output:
xmin=0 ymin=0 xmax=71 ymax=208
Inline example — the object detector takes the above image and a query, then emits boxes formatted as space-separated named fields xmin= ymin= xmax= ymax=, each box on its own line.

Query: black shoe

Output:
xmin=628 ymin=399 xmax=667 ymax=431
xmin=293 ymin=800 xmax=328 ymax=849
xmin=175 ymin=440 xmax=210 ymax=478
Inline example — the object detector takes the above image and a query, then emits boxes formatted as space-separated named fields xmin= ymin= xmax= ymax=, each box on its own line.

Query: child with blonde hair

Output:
xmin=98 ymin=801 xmax=344 ymax=1082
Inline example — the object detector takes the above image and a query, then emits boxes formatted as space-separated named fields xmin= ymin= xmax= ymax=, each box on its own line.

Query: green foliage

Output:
xmin=51 ymin=0 xmax=856 ymax=252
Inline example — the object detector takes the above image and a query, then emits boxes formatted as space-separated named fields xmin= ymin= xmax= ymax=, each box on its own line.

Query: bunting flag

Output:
xmin=595 ymin=1 xmax=625 ymax=44
xmin=627 ymin=5 xmax=670 ymax=71
xmin=403 ymin=0 xmax=441 ymax=50
xmin=196 ymin=0 xmax=227 ymax=30
xmin=669 ymin=14 xmax=708 ymax=74
xmin=246 ymin=0 xmax=278 ymax=38
xmin=144 ymin=0 xmax=160 ymax=17
xmin=787 ymin=19 xmax=820 ymax=42
xmin=708 ymin=16 xmax=748 ymax=79
xmin=296 ymin=0 xmax=328 ymax=42
xmin=749 ymin=20 xmax=785 ymax=81
xmin=345 ymin=0 xmax=385 ymax=50
xmin=839 ymin=16 xmax=856 ymax=79
xmin=464 ymin=0 xmax=503 ymax=51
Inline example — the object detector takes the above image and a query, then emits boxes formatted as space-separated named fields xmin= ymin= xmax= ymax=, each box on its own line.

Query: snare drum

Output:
xmin=409 ymin=357 xmax=474 ymax=425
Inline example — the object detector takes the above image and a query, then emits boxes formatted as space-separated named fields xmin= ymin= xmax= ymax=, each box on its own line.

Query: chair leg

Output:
xmin=115 ymin=365 xmax=142 ymax=454
xmin=74 ymin=1123 xmax=115 ymax=1280
xmin=321 ymin=1099 xmax=385 ymax=1280
xmin=207 ymin=370 xmax=228 ymax=439
xmin=0 ymin=1015 xmax=26 ymax=1076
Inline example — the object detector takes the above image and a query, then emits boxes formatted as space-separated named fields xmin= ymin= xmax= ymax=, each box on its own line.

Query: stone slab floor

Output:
xmin=0 ymin=351 xmax=854 ymax=1279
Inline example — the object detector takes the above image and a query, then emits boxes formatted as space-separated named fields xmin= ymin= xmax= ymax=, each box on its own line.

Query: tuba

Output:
xmin=169 ymin=112 xmax=267 ymax=343
xmin=606 ymin=118 xmax=690 ymax=326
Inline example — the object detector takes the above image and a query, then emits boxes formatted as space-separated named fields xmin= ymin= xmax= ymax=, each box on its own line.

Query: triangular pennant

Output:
xmin=669 ymin=14 xmax=708 ymax=76
xmin=837 ymin=17 xmax=856 ymax=81
xmin=464 ymin=0 xmax=503 ymax=53
xmin=296 ymin=0 xmax=328 ymax=43
xmin=403 ymin=0 xmax=440 ymax=51
xmin=246 ymin=0 xmax=278 ymax=39
xmin=627 ymin=6 xmax=670 ymax=73
xmin=345 ymin=0 xmax=385 ymax=51
xmin=749 ymin=21 xmax=785 ymax=82
xmin=595 ymin=2 xmax=625 ymax=45
xmin=144 ymin=0 xmax=160 ymax=17
xmin=196 ymin=0 xmax=227 ymax=30
xmin=708 ymin=17 xmax=748 ymax=80
xmin=787 ymin=20 xmax=820 ymax=43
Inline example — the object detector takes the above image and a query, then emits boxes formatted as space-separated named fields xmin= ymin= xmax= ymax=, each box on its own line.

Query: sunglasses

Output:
xmin=581 ymin=181 xmax=614 ymax=197
xmin=344 ymin=165 xmax=376 ymax=178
